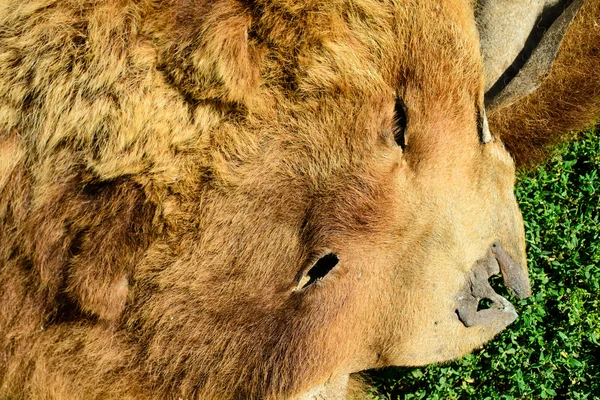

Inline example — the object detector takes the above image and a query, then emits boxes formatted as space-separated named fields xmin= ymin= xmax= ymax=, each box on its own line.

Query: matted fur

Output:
xmin=0 ymin=0 xmax=596 ymax=399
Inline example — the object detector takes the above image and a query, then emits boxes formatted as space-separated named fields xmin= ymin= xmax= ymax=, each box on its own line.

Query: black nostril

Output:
xmin=477 ymin=297 xmax=494 ymax=311
xmin=301 ymin=253 xmax=339 ymax=289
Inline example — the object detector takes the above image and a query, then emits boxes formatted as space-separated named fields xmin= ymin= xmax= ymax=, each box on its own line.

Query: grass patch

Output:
xmin=369 ymin=130 xmax=600 ymax=399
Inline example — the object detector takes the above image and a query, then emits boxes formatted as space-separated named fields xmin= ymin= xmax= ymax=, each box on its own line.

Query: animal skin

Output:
xmin=0 ymin=0 xmax=597 ymax=399
xmin=490 ymin=0 xmax=600 ymax=165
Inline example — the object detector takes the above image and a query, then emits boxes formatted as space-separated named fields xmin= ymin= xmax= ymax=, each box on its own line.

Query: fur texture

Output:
xmin=0 ymin=0 xmax=596 ymax=398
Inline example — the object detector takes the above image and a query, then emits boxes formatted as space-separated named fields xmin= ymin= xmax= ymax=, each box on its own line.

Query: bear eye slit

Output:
xmin=393 ymin=98 xmax=407 ymax=150
xmin=478 ymin=107 xmax=493 ymax=144
xmin=298 ymin=253 xmax=339 ymax=289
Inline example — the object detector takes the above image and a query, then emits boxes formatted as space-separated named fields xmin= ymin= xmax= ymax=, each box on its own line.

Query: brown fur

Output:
xmin=0 ymin=0 xmax=596 ymax=399
xmin=489 ymin=0 xmax=600 ymax=166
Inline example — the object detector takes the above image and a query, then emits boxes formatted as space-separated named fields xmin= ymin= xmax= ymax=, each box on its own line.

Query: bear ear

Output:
xmin=477 ymin=0 xmax=584 ymax=111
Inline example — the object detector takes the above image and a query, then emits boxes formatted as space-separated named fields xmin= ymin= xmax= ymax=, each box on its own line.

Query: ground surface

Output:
xmin=370 ymin=130 xmax=600 ymax=399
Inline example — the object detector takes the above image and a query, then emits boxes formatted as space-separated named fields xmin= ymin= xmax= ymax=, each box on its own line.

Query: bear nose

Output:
xmin=455 ymin=242 xmax=531 ymax=328
xmin=491 ymin=242 xmax=531 ymax=299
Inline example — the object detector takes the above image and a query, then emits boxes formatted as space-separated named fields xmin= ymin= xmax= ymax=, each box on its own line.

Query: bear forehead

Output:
xmin=163 ymin=0 xmax=483 ymax=102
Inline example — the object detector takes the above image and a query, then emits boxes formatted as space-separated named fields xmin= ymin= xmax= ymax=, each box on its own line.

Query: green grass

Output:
xmin=370 ymin=130 xmax=600 ymax=399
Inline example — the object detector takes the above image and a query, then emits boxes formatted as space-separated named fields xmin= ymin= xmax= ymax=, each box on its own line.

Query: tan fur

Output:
xmin=0 ymin=0 xmax=595 ymax=399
